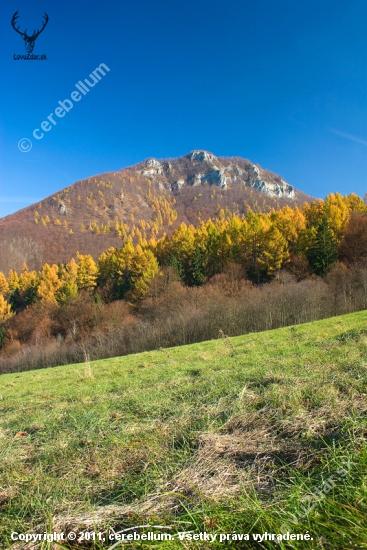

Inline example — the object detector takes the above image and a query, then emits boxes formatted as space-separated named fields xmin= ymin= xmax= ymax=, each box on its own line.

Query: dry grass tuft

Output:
xmin=77 ymin=348 xmax=94 ymax=380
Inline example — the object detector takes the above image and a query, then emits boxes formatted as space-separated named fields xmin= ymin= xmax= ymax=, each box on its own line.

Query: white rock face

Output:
xmin=138 ymin=151 xmax=296 ymax=201
xmin=282 ymin=184 xmax=295 ymax=199
xmin=188 ymin=151 xmax=216 ymax=162
xmin=146 ymin=159 xmax=162 ymax=168
xmin=252 ymin=180 xmax=268 ymax=194
xmin=58 ymin=203 xmax=67 ymax=215
xmin=280 ymin=179 xmax=295 ymax=198
xmin=201 ymin=170 xmax=227 ymax=189
xmin=141 ymin=167 xmax=163 ymax=177
xmin=251 ymin=179 xmax=295 ymax=199
xmin=141 ymin=159 xmax=163 ymax=177
xmin=192 ymin=174 xmax=203 ymax=186
xmin=233 ymin=165 xmax=246 ymax=177
xmin=172 ymin=179 xmax=185 ymax=190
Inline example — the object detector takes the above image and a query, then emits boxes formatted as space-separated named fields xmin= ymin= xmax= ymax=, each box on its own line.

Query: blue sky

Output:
xmin=1 ymin=0 xmax=367 ymax=217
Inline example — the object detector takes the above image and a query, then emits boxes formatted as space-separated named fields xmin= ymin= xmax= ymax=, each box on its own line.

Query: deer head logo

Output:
xmin=11 ymin=11 xmax=49 ymax=53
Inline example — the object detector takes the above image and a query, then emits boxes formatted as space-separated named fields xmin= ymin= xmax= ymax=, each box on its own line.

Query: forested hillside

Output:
xmin=1 ymin=190 xmax=367 ymax=373
xmin=0 ymin=151 xmax=311 ymax=273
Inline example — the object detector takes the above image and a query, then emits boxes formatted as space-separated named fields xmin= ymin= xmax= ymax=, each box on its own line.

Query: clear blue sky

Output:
xmin=1 ymin=0 xmax=367 ymax=217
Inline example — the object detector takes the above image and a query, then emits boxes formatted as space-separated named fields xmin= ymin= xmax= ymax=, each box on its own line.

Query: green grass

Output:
xmin=1 ymin=311 xmax=367 ymax=549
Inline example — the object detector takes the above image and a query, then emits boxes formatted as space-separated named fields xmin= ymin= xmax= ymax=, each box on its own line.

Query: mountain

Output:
xmin=0 ymin=151 xmax=312 ymax=272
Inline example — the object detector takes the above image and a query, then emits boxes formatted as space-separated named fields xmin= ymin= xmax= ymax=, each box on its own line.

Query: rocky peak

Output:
xmin=136 ymin=151 xmax=296 ymax=200
xmin=146 ymin=158 xmax=162 ymax=168
xmin=140 ymin=158 xmax=163 ymax=178
xmin=186 ymin=150 xmax=217 ymax=163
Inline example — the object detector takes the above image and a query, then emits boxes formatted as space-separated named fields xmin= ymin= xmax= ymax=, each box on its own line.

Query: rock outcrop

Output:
xmin=57 ymin=203 xmax=67 ymax=215
xmin=140 ymin=150 xmax=295 ymax=200
xmin=140 ymin=159 xmax=163 ymax=177
xmin=201 ymin=169 xmax=227 ymax=189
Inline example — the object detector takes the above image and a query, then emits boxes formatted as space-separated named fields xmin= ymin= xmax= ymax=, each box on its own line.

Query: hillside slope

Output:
xmin=0 ymin=151 xmax=312 ymax=272
xmin=0 ymin=311 xmax=366 ymax=549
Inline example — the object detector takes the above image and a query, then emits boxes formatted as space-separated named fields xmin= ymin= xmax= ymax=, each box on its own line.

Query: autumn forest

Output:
xmin=1 ymin=190 xmax=367 ymax=373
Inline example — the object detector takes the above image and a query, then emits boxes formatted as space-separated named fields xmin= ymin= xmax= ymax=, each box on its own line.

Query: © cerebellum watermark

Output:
xmin=18 ymin=138 xmax=32 ymax=152
xmin=18 ymin=63 xmax=110 ymax=152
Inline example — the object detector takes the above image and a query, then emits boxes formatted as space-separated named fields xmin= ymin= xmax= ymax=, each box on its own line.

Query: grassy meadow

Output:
xmin=0 ymin=311 xmax=367 ymax=549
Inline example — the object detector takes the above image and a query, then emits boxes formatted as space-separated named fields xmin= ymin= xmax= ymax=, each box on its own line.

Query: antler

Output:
xmin=11 ymin=11 xmax=26 ymax=38
xmin=11 ymin=11 xmax=49 ymax=40
xmin=32 ymin=13 xmax=49 ymax=39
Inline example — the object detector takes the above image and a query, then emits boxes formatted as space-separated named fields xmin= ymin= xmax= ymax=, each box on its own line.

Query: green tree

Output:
xmin=167 ymin=253 xmax=184 ymax=281
xmin=190 ymin=247 xmax=205 ymax=286
xmin=307 ymin=215 xmax=338 ymax=275
xmin=57 ymin=280 xmax=78 ymax=304
xmin=114 ymin=240 xmax=135 ymax=298
xmin=0 ymin=326 xmax=6 ymax=349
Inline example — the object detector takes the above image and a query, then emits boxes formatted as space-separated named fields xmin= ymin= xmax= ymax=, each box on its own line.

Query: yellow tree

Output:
xmin=18 ymin=269 xmax=39 ymax=302
xmin=263 ymin=226 xmax=289 ymax=275
xmin=324 ymin=193 xmax=350 ymax=242
xmin=97 ymin=247 xmax=120 ymax=285
xmin=0 ymin=295 xmax=14 ymax=323
xmin=66 ymin=257 xmax=78 ymax=281
xmin=37 ymin=264 xmax=62 ymax=303
xmin=76 ymin=253 xmax=98 ymax=291
xmin=7 ymin=270 xmax=19 ymax=293
xmin=56 ymin=258 xmax=78 ymax=303
xmin=107 ymin=240 xmax=136 ymax=298
xmin=303 ymin=199 xmax=325 ymax=228
xmin=116 ymin=240 xmax=135 ymax=272
xmin=130 ymin=245 xmax=159 ymax=297
xmin=271 ymin=206 xmax=306 ymax=253
xmin=223 ymin=215 xmax=247 ymax=264
xmin=0 ymin=272 xmax=9 ymax=295
xmin=347 ymin=193 xmax=367 ymax=214
xmin=169 ymin=223 xmax=196 ymax=260
xmin=164 ymin=222 xmax=196 ymax=282
xmin=18 ymin=263 xmax=38 ymax=292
